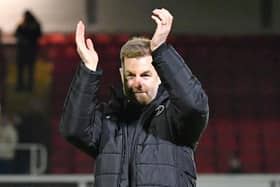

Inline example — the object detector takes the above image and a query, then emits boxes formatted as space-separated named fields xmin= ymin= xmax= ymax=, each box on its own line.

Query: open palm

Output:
xmin=75 ymin=21 xmax=99 ymax=71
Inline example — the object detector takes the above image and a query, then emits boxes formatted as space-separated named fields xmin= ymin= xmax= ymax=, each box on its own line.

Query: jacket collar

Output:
xmin=107 ymin=84 xmax=168 ymax=116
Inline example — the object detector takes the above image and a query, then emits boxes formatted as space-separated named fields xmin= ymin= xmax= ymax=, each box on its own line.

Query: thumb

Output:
xmin=86 ymin=38 xmax=94 ymax=51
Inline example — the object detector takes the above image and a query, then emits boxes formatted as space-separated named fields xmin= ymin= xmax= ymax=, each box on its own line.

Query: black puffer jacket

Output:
xmin=60 ymin=43 xmax=209 ymax=187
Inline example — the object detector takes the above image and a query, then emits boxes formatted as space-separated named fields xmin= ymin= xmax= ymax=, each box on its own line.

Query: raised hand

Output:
xmin=150 ymin=8 xmax=173 ymax=51
xmin=75 ymin=21 xmax=99 ymax=71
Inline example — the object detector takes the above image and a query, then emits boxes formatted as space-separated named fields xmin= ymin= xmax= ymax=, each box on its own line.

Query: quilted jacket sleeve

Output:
xmin=152 ymin=43 xmax=209 ymax=149
xmin=59 ymin=63 xmax=103 ymax=158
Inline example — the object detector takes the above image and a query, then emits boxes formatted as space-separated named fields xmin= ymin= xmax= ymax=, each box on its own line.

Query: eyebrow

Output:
xmin=125 ymin=71 xmax=152 ymax=75
xmin=141 ymin=71 xmax=152 ymax=75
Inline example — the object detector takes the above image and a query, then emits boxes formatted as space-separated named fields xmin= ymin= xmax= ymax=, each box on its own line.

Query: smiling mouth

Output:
xmin=134 ymin=92 xmax=146 ymax=95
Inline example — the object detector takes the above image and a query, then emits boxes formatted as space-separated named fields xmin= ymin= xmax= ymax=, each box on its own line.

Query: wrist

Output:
xmin=84 ymin=63 xmax=97 ymax=71
xmin=151 ymin=42 xmax=163 ymax=52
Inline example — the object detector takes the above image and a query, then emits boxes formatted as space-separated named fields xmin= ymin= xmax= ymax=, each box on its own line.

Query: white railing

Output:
xmin=0 ymin=174 xmax=280 ymax=187
xmin=0 ymin=175 xmax=93 ymax=187
xmin=15 ymin=143 xmax=48 ymax=175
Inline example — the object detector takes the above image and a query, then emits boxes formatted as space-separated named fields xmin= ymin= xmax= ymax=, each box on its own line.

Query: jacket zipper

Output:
xmin=129 ymin=103 xmax=158 ymax=187
xmin=118 ymin=123 xmax=127 ymax=187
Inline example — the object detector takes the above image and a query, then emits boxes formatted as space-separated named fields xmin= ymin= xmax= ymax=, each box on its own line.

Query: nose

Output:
xmin=134 ymin=76 xmax=143 ymax=89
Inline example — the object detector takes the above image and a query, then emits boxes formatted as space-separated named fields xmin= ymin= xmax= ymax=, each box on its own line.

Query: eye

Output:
xmin=126 ymin=73 xmax=135 ymax=80
xmin=141 ymin=73 xmax=151 ymax=78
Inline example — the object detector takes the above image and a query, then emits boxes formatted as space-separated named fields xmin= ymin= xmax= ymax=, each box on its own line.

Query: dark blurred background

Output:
xmin=0 ymin=0 xmax=279 ymax=176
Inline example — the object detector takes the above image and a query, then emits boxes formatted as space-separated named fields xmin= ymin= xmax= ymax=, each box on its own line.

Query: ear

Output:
xmin=119 ymin=67 xmax=124 ymax=84
xmin=157 ymin=74 xmax=161 ymax=84
xmin=152 ymin=67 xmax=161 ymax=85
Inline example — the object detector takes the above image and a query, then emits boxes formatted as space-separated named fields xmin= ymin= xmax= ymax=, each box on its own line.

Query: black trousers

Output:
xmin=16 ymin=45 xmax=37 ymax=91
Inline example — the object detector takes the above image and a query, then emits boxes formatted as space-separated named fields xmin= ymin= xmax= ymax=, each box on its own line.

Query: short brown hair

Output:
xmin=120 ymin=37 xmax=151 ymax=66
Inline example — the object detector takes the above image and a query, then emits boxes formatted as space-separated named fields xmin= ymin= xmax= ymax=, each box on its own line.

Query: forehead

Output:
xmin=123 ymin=55 xmax=154 ymax=72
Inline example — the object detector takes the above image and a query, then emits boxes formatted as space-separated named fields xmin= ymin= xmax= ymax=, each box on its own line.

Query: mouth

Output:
xmin=134 ymin=91 xmax=146 ymax=94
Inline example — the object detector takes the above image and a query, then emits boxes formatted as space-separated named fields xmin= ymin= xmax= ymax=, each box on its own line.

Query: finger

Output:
xmin=159 ymin=9 xmax=172 ymax=25
xmin=75 ymin=21 xmax=86 ymax=50
xmin=152 ymin=9 xmax=163 ymax=20
xmin=75 ymin=21 xmax=83 ymax=44
xmin=152 ymin=8 xmax=161 ymax=15
xmin=160 ymin=8 xmax=171 ymax=16
xmin=152 ymin=9 xmax=168 ymax=25
xmin=86 ymin=38 xmax=94 ymax=51
xmin=151 ymin=15 xmax=161 ymax=26
xmin=160 ymin=8 xmax=173 ymax=23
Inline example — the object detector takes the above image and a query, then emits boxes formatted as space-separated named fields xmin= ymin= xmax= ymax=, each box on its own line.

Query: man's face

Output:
xmin=120 ymin=55 xmax=161 ymax=105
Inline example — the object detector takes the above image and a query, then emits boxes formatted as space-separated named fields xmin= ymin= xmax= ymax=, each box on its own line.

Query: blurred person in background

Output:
xmin=13 ymin=100 xmax=49 ymax=174
xmin=60 ymin=8 xmax=209 ymax=187
xmin=15 ymin=10 xmax=42 ymax=92
xmin=0 ymin=113 xmax=18 ymax=174
xmin=0 ymin=27 xmax=4 ymax=68
xmin=228 ymin=153 xmax=243 ymax=174
xmin=0 ymin=27 xmax=6 ymax=86
xmin=0 ymin=28 xmax=6 ymax=107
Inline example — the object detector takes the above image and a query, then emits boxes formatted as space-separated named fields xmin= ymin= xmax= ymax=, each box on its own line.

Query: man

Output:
xmin=60 ymin=8 xmax=209 ymax=187
xmin=15 ymin=10 xmax=42 ymax=92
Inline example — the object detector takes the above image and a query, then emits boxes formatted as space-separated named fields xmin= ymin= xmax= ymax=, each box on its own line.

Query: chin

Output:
xmin=137 ymin=99 xmax=151 ymax=105
xmin=135 ymin=99 xmax=145 ymax=105
xmin=133 ymin=97 xmax=147 ymax=105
